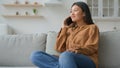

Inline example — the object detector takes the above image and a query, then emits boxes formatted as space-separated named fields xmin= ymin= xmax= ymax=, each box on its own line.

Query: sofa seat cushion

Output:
xmin=0 ymin=33 xmax=47 ymax=66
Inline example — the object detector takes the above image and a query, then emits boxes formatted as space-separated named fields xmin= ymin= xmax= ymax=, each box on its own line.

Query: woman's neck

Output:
xmin=76 ymin=20 xmax=87 ymax=27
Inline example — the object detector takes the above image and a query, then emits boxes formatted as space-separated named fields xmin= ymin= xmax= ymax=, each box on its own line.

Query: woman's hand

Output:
xmin=66 ymin=48 xmax=77 ymax=53
xmin=53 ymin=55 xmax=59 ymax=57
xmin=62 ymin=17 xmax=70 ymax=28
xmin=62 ymin=16 xmax=74 ymax=28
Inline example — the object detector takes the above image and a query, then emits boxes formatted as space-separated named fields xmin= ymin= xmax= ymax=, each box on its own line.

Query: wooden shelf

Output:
xmin=2 ymin=15 xmax=43 ymax=18
xmin=2 ymin=3 xmax=44 ymax=19
xmin=44 ymin=1 xmax=62 ymax=6
xmin=3 ymin=4 xmax=43 ymax=7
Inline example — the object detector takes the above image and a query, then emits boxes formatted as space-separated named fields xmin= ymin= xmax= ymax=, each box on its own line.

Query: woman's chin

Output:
xmin=72 ymin=20 xmax=76 ymax=23
xmin=71 ymin=19 xmax=75 ymax=21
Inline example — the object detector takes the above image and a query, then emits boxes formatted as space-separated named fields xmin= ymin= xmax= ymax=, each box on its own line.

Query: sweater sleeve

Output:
xmin=74 ymin=25 xmax=99 ymax=55
xmin=55 ymin=27 xmax=68 ymax=52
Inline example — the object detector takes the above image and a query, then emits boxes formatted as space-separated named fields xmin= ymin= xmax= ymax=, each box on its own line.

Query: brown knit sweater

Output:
xmin=55 ymin=24 xmax=99 ymax=68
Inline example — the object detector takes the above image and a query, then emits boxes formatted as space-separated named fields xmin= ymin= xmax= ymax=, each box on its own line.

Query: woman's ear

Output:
xmin=83 ymin=13 xmax=85 ymax=17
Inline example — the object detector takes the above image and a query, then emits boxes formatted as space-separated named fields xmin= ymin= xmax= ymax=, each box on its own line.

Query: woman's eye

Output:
xmin=74 ymin=9 xmax=78 ymax=11
xmin=70 ymin=9 xmax=79 ymax=13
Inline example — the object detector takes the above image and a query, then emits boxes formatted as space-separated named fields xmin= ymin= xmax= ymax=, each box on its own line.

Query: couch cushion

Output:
xmin=99 ymin=30 xmax=120 ymax=68
xmin=0 ymin=33 xmax=47 ymax=66
xmin=46 ymin=31 xmax=60 ymax=55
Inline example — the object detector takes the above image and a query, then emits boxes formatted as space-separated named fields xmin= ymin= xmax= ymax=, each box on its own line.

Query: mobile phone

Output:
xmin=65 ymin=17 xmax=73 ymax=25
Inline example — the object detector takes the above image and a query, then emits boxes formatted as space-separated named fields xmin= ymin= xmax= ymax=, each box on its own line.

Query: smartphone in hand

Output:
xmin=65 ymin=17 xmax=73 ymax=26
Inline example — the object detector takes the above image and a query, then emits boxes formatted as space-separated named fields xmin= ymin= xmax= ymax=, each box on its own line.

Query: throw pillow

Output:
xmin=46 ymin=31 xmax=60 ymax=55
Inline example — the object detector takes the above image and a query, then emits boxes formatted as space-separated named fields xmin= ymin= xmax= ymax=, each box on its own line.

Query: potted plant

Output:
xmin=33 ymin=8 xmax=37 ymax=15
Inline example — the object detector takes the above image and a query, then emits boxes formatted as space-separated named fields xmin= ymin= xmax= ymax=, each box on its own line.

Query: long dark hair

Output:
xmin=72 ymin=1 xmax=94 ymax=24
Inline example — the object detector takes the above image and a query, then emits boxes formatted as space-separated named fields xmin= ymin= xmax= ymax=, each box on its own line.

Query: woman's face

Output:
xmin=70 ymin=5 xmax=85 ymax=23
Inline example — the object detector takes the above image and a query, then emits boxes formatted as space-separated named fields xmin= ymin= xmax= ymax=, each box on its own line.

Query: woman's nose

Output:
xmin=70 ymin=12 xmax=74 ymax=16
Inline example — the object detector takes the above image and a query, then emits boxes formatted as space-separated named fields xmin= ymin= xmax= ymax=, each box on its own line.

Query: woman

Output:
xmin=30 ymin=1 xmax=99 ymax=68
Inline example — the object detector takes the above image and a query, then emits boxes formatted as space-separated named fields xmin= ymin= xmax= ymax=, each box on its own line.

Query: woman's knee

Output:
xmin=59 ymin=51 xmax=74 ymax=62
xmin=30 ymin=51 xmax=44 ymax=63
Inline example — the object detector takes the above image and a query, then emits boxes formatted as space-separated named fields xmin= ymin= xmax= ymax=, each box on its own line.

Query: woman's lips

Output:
xmin=71 ymin=16 xmax=76 ymax=20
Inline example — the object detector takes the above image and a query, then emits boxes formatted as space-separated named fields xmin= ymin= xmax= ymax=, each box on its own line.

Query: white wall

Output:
xmin=0 ymin=0 xmax=120 ymax=34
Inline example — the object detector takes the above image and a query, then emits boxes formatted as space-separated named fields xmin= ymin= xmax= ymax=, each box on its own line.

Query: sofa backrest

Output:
xmin=0 ymin=33 xmax=47 ymax=66
xmin=99 ymin=30 xmax=120 ymax=68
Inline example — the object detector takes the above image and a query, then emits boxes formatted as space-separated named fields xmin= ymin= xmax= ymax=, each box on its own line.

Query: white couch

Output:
xmin=0 ymin=31 xmax=120 ymax=68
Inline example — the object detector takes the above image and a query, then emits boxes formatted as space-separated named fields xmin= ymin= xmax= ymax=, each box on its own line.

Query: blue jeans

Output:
xmin=30 ymin=51 xmax=96 ymax=68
